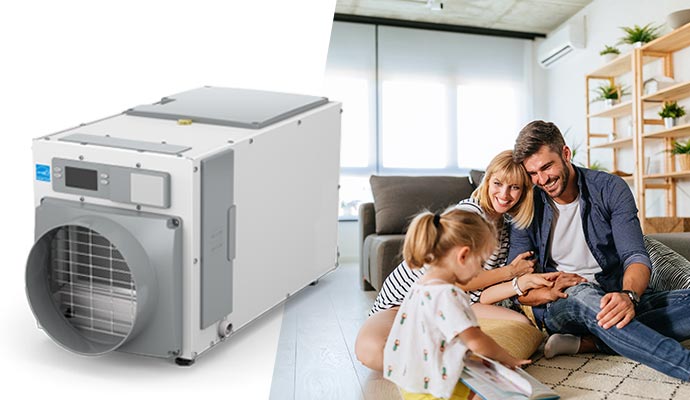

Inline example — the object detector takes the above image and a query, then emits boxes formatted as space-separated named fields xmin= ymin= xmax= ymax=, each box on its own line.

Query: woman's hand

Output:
xmin=507 ymin=251 xmax=536 ymax=279
xmin=517 ymin=273 xmax=555 ymax=291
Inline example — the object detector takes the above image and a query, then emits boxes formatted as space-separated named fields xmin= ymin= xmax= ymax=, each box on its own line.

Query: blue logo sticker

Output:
xmin=36 ymin=164 xmax=51 ymax=182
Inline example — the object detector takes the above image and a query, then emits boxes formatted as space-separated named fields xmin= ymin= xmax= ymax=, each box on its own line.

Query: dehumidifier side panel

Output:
xmin=200 ymin=149 xmax=235 ymax=328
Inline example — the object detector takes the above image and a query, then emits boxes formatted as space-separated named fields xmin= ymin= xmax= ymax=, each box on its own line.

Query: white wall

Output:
xmin=542 ymin=0 xmax=690 ymax=216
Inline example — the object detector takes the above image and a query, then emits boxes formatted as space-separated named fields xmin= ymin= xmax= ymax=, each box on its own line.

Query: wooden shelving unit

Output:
xmin=584 ymin=52 xmax=635 ymax=182
xmin=585 ymin=22 xmax=690 ymax=232
xmin=635 ymin=23 xmax=690 ymax=229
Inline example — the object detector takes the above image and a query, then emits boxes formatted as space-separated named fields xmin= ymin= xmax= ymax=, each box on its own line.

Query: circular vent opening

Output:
xmin=27 ymin=225 xmax=138 ymax=355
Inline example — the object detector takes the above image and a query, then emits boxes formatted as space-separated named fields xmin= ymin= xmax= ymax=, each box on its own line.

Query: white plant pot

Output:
xmin=602 ymin=53 xmax=618 ymax=63
xmin=633 ymin=41 xmax=644 ymax=48
xmin=664 ymin=117 xmax=678 ymax=129
xmin=604 ymin=99 xmax=618 ymax=108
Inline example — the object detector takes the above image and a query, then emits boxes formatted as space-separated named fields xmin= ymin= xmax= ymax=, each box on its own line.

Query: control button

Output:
xmin=54 ymin=167 xmax=62 ymax=172
xmin=100 ymin=173 xmax=109 ymax=179
xmin=54 ymin=173 xmax=62 ymax=179
xmin=100 ymin=179 xmax=109 ymax=185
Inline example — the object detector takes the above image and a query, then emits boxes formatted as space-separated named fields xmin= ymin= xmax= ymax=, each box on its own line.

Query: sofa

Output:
xmin=359 ymin=174 xmax=481 ymax=291
xmin=358 ymin=174 xmax=690 ymax=293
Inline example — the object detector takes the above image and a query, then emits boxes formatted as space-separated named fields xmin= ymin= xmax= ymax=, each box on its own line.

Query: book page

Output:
xmin=460 ymin=353 xmax=559 ymax=400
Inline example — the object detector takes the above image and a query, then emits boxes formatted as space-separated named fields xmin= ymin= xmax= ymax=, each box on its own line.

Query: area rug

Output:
xmin=525 ymin=343 xmax=690 ymax=400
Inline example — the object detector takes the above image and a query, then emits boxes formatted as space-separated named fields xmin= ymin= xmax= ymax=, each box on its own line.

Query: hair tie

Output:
xmin=433 ymin=213 xmax=441 ymax=228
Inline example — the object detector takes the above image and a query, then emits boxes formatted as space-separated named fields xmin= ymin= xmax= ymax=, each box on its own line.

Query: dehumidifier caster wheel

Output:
xmin=175 ymin=357 xmax=195 ymax=366
xmin=309 ymin=279 xmax=319 ymax=286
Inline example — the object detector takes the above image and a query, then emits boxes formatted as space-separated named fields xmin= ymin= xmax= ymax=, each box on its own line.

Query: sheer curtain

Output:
xmin=325 ymin=21 xmax=534 ymax=218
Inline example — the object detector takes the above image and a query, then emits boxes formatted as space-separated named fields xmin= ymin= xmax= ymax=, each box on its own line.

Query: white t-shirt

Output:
xmin=550 ymin=196 xmax=602 ymax=283
xmin=383 ymin=279 xmax=478 ymax=398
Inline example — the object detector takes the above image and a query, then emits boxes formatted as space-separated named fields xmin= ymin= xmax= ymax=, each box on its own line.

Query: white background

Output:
xmin=0 ymin=1 xmax=335 ymax=398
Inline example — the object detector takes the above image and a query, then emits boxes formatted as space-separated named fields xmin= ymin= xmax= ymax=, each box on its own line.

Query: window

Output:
xmin=381 ymin=80 xmax=448 ymax=169
xmin=325 ymin=21 xmax=533 ymax=219
xmin=457 ymin=83 xmax=522 ymax=169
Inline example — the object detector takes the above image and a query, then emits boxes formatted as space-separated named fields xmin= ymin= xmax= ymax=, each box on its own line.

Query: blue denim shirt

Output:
xmin=507 ymin=165 xmax=651 ymax=326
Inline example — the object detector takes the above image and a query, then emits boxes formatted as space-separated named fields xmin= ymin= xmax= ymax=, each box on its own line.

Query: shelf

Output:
xmin=643 ymin=123 xmax=690 ymax=139
xmin=589 ymin=137 xmax=633 ymax=149
xmin=642 ymin=22 xmax=690 ymax=53
xmin=644 ymin=170 xmax=690 ymax=180
xmin=642 ymin=81 xmax=690 ymax=103
xmin=588 ymin=53 xmax=633 ymax=77
xmin=587 ymin=100 xmax=633 ymax=118
xmin=586 ymin=53 xmax=658 ymax=78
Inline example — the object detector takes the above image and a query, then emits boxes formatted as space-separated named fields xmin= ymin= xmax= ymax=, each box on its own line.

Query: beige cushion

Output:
xmin=369 ymin=175 xmax=475 ymax=234
xmin=478 ymin=318 xmax=544 ymax=360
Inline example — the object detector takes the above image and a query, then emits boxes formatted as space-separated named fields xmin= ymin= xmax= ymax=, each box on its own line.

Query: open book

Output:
xmin=460 ymin=353 xmax=559 ymax=400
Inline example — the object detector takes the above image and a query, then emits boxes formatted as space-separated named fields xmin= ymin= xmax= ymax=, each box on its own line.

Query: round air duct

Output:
xmin=26 ymin=222 xmax=155 ymax=355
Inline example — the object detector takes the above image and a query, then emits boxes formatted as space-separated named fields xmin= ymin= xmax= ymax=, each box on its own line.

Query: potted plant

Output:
xmin=591 ymin=83 xmax=629 ymax=107
xmin=599 ymin=45 xmax=621 ymax=63
xmin=589 ymin=160 xmax=608 ymax=171
xmin=670 ymin=139 xmax=690 ymax=170
xmin=659 ymin=101 xmax=686 ymax=128
xmin=619 ymin=23 xmax=662 ymax=48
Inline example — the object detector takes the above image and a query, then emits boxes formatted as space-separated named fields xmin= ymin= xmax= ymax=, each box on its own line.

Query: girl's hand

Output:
xmin=508 ymin=251 xmax=536 ymax=278
xmin=518 ymin=273 xmax=555 ymax=291
xmin=503 ymin=356 xmax=532 ymax=369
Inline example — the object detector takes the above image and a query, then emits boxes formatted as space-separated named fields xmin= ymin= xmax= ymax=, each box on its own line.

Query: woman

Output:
xmin=355 ymin=150 xmax=543 ymax=372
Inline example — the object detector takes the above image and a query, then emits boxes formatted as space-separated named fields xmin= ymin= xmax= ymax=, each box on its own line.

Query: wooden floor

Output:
xmin=269 ymin=262 xmax=401 ymax=400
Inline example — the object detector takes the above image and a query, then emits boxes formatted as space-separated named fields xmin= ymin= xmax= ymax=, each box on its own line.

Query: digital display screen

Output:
xmin=65 ymin=166 xmax=98 ymax=191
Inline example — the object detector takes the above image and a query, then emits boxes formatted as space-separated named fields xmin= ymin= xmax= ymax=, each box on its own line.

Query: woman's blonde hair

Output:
xmin=403 ymin=208 xmax=497 ymax=270
xmin=472 ymin=150 xmax=534 ymax=229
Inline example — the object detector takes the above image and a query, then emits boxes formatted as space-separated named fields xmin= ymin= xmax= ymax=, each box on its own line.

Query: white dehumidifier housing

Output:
xmin=26 ymin=87 xmax=341 ymax=365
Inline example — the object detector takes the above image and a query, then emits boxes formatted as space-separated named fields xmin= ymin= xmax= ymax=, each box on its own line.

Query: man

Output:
xmin=508 ymin=120 xmax=690 ymax=380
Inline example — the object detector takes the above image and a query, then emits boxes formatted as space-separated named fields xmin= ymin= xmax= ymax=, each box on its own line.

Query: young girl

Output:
xmin=384 ymin=208 xmax=551 ymax=400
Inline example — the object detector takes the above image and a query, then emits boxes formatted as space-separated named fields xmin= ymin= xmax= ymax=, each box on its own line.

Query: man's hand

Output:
xmin=597 ymin=292 xmax=636 ymax=329
xmin=508 ymin=251 xmax=536 ymax=278
xmin=518 ymin=272 xmax=587 ymax=305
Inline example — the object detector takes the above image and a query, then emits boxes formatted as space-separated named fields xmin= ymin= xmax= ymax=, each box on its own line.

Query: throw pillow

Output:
xmin=369 ymin=175 xmax=475 ymax=235
xmin=644 ymin=236 xmax=690 ymax=292
xmin=478 ymin=319 xmax=544 ymax=360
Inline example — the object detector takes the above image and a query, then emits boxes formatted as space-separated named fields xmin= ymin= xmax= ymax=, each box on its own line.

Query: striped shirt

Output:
xmin=369 ymin=198 xmax=513 ymax=316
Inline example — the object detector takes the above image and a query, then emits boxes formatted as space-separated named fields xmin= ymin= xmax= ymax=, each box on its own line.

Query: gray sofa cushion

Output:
xmin=369 ymin=175 xmax=475 ymax=234
xmin=645 ymin=235 xmax=690 ymax=291
xmin=469 ymin=169 xmax=485 ymax=188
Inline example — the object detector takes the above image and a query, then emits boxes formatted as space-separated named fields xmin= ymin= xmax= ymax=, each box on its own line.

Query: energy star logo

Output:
xmin=36 ymin=164 xmax=51 ymax=182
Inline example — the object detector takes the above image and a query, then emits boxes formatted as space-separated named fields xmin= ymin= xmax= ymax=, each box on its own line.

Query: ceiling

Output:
xmin=335 ymin=0 xmax=593 ymax=36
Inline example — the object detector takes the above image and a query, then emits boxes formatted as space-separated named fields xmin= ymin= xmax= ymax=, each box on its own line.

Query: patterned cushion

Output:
xmin=645 ymin=236 xmax=690 ymax=292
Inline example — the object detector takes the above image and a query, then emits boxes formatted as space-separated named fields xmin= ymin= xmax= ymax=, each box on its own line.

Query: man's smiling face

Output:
xmin=523 ymin=145 xmax=573 ymax=204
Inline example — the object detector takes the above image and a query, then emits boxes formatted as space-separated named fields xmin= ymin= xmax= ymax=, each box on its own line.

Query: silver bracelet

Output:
xmin=511 ymin=276 xmax=524 ymax=296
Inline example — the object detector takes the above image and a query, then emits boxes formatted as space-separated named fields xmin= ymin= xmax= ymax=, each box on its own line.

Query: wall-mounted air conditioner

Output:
xmin=538 ymin=15 xmax=586 ymax=68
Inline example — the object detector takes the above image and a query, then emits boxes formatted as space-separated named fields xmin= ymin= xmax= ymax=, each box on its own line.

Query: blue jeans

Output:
xmin=543 ymin=283 xmax=690 ymax=380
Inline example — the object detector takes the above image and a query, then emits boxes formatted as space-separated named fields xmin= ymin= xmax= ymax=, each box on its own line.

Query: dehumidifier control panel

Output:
xmin=51 ymin=158 xmax=171 ymax=208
